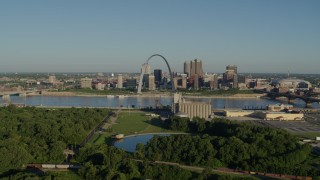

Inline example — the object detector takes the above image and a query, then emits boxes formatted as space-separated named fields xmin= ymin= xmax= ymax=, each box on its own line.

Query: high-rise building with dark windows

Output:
xmin=223 ymin=65 xmax=238 ymax=88
xmin=190 ymin=59 xmax=203 ymax=77
xmin=154 ymin=69 xmax=162 ymax=85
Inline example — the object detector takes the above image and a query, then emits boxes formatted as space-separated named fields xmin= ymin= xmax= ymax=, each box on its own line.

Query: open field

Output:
xmin=112 ymin=111 xmax=175 ymax=135
xmin=89 ymin=111 xmax=178 ymax=145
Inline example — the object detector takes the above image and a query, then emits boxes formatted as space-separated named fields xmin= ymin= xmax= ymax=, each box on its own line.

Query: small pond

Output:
xmin=113 ymin=133 xmax=172 ymax=152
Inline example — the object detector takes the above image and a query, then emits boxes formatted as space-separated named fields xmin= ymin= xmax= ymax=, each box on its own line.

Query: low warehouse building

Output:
xmin=224 ymin=109 xmax=255 ymax=117
xmin=257 ymin=112 xmax=304 ymax=120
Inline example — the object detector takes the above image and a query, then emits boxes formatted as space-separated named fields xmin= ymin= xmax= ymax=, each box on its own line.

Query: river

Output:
xmin=0 ymin=95 xmax=319 ymax=108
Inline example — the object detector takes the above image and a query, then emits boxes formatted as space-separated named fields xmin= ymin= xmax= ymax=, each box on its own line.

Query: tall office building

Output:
xmin=209 ymin=74 xmax=218 ymax=90
xmin=223 ymin=65 xmax=238 ymax=88
xmin=141 ymin=63 xmax=151 ymax=87
xmin=226 ymin=65 xmax=237 ymax=74
xmin=146 ymin=75 xmax=155 ymax=90
xmin=194 ymin=74 xmax=199 ymax=90
xmin=190 ymin=60 xmax=196 ymax=76
xmin=117 ymin=74 xmax=123 ymax=88
xmin=154 ymin=69 xmax=162 ymax=85
xmin=141 ymin=63 xmax=151 ymax=74
xmin=190 ymin=59 xmax=203 ymax=77
xmin=184 ymin=61 xmax=191 ymax=77
xmin=197 ymin=60 xmax=203 ymax=77
xmin=233 ymin=73 xmax=238 ymax=88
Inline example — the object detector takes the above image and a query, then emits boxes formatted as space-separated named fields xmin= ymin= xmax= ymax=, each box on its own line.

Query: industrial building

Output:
xmin=223 ymin=103 xmax=304 ymax=121
xmin=257 ymin=112 xmax=304 ymax=121
xmin=173 ymin=93 xmax=211 ymax=119
xmin=267 ymin=104 xmax=294 ymax=112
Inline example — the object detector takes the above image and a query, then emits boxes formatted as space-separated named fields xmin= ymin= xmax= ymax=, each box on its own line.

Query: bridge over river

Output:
xmin=0 ymin=90 xmax=40 ymax=99
xmin=259 ymin=90 xmax=320 ymax=108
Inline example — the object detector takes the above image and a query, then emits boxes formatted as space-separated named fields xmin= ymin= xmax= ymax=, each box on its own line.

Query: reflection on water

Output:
xmin=113 ymin=134 xmax=169 ymax=152
xmin=0 ymin=95 xmax=319 ymax=109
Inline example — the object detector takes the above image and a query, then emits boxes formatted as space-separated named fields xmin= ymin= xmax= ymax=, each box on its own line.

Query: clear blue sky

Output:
xmin=0 ymin=0 xmax=319 ymax=73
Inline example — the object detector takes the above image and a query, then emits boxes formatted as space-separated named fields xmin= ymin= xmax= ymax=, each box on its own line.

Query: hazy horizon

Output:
xmin=1 ymin=0 xmax=319 ymax=74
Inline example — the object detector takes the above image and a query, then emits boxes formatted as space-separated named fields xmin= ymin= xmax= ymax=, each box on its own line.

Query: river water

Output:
xmin=0 ymin=95 xmax=319 ymax=109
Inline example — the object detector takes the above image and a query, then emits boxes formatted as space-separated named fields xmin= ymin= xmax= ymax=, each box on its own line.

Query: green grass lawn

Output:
xmin=88 ymin=132 xmax=113 ymax=145
xmin=89 ymin=111 xmax=178 ymax=145
xmin=44 ymin=170 xmax=81 ymax=179
xmin=112 ymin=112 xmax=174 ymax=135
xmin=112 ymin=112 xmax=149 ymax=134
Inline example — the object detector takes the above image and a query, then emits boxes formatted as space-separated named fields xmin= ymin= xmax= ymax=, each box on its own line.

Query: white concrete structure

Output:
xmin=224 ymin=109 xmax=255 ymax=117
xmin=276 ymin=78 xmax=312 ymax=90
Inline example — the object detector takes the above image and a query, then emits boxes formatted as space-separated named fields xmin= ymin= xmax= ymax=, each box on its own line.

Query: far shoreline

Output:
xmin=30 ymin=91 xmax=264 ymax=99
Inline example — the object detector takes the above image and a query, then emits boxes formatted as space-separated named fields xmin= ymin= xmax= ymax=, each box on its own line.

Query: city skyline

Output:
xmin=1 ymin=0 xmax=319 ymax=73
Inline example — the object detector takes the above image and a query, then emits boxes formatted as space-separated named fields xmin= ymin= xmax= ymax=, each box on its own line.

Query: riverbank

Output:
xmin=34 ymin=91 xmax=264 ymax=99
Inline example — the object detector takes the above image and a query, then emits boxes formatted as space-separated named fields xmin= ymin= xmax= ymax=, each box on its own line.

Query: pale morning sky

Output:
xmin=0 ymin=0 xmax=319 ymax=73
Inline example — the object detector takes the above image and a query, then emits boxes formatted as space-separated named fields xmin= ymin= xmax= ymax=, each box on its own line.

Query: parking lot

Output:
xmin=227 ymin=115 xmax=320 ymax=133
xmin=253 ymin=120 xmax=320 ymax=133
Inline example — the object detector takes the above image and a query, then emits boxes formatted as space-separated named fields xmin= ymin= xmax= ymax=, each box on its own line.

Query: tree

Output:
xmin=79 ymin=162 xmax=96 ymax=180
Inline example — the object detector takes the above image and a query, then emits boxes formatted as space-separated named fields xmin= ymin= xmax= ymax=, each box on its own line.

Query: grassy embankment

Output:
xmin=293 ymin=132 xmax=320 ymax=139
xmin=89 ymin=111 xmax=177 ymax=144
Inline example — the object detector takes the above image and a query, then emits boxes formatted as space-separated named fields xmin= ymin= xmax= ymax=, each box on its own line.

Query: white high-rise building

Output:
xmin=146 ymin=74 xmax=155 ymax=90
xmin=141 ymin=63 xmax=151 ymax=74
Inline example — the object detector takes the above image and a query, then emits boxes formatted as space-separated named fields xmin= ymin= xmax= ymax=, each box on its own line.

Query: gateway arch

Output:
xmin=137 ymin=54 xmax=175 ymax=94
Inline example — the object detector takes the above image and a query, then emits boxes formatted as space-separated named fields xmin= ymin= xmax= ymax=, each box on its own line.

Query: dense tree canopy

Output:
xmin=147 ymin=116 xmax=319 ymax=177
xmin=1 ymin=105 xmax=319 ymax=179
xmin=0 ymin=105 xmax=109 ymax=173
xmin=75 ymin=144 xmax=196 ymax=180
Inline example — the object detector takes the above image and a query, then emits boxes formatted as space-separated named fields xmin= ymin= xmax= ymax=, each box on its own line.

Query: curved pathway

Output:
xmin=124 ymin=132 xmax=190 ymax=138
